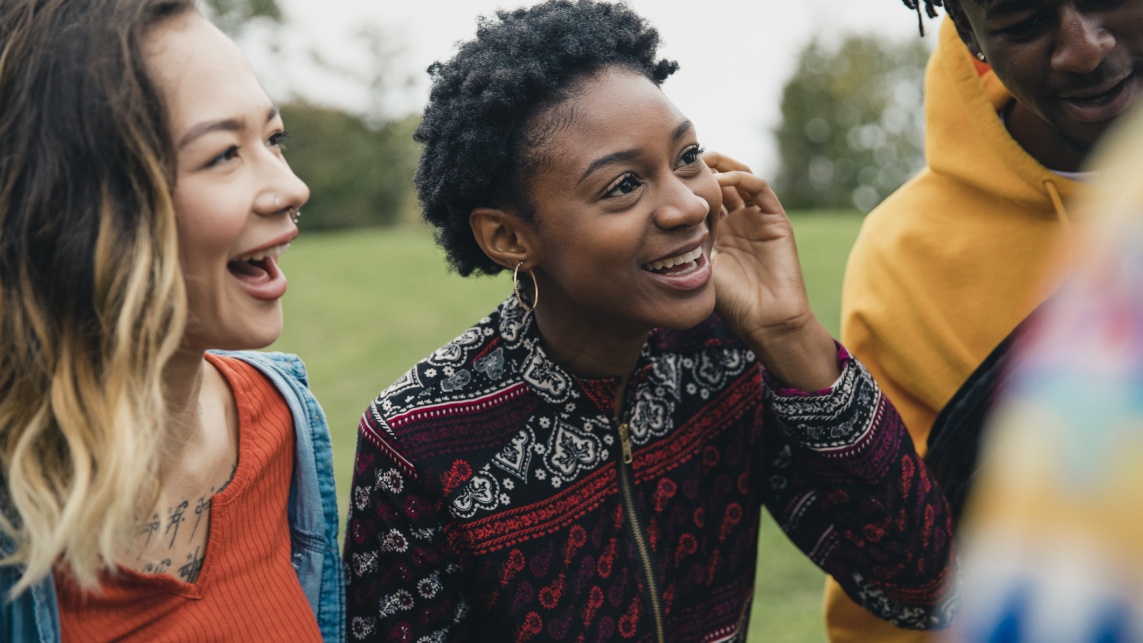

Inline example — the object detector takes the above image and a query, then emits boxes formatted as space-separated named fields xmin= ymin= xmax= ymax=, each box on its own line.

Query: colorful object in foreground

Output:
xmin=950 ymin=110 xmax=1143 ymax=643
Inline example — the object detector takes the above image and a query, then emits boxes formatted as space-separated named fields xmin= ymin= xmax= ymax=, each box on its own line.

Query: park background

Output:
xmin=209 ymin=0 xmax=948 ymax=639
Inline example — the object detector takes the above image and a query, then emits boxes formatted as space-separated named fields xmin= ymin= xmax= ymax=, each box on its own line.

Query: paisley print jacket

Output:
xmin=344 ymin=297 xmax=956 ymax=642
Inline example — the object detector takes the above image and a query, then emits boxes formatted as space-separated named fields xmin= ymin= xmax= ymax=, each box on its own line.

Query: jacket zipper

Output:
xmin=615 ymin=419 xmax=666 ymax=643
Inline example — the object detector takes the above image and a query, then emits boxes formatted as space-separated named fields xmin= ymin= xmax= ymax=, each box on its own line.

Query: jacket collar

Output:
xmin=495 ymin=296 xmax=658 ymax=419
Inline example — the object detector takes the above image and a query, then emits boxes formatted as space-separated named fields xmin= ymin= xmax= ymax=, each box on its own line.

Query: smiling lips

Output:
xmin=644 ymin=246 xmax=703 ymax=275
xmin=1060 ymin=73 xmax=1136 ymax=123
xmin=228 ymin=241 xmax=291 ymax=301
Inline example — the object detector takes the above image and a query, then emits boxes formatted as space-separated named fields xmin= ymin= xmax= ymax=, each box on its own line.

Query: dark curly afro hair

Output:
xmin=414 ymin=0 xmax=678 ymax=276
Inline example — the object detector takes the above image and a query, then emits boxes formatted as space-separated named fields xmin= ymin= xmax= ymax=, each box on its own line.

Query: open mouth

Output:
xmin=1068 ymin=78 xmax=1126 ymax=104
xmin=644 ymin=247 xmax=703 ymax=276
xmin=1061 ymin=74 xmax=1135 ymax=123
xmin=227 ymin=242 xmax=290 ymax=281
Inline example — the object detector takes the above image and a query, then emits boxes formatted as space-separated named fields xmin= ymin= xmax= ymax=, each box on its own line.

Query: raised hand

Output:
xmin=704 ymin=151 xmax=840 ymax=391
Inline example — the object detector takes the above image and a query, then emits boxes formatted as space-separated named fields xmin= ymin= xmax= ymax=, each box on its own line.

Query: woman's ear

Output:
xmin=470 ymin=207 xmax=540 ymax=270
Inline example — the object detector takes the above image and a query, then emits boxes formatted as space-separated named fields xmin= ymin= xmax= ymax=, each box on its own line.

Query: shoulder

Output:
xmin=361 ymin=303 xmax=524 ymax=443
xmin=855 ymin=171 xmax=945 ymax=240
xmin=372 ymin=316 xmax=503 ymax=415
xmin=843 ymin=167 xmax=972 ymax=288
xmin=359 ymin=303 xmax=546 ymax=485
xmin=209 ymin=350 xmax=309 ymax=387
xmin=207 ymin=351 xmax=319 ymax=421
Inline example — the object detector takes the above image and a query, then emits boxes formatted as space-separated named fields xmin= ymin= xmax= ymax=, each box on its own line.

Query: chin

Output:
xmin=241 ymin=331 xmax=282 ymax=351
xmin=242 ymin=321 xmax=284 ymax=350
xmin=235 ymin=305 xmax=285 ymax=350
xmin=183 ymin=317 xmax=283 ymax=353
xmin=655 ymin=291 xmax=717 ymax=331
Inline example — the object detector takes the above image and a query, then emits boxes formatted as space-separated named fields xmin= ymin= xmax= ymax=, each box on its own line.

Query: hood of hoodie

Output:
xmin=828 ymin=20 xmax=1096 ymax=642
xmin=841 ymin=16 xmax=1089 ymax=450
xmin=926 ymin=17 xmax=1082 ymax=213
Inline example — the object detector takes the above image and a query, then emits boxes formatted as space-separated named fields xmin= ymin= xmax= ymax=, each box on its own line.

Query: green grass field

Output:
xmin=271 ymin=210 xmax=865 ymax=642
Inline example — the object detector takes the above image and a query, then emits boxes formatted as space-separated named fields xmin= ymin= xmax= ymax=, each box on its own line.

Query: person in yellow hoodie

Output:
xmin=827 ymin=0 xmax=1143 ymax=640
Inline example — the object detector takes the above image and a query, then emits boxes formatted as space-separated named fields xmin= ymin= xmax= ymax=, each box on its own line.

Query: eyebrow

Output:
xmin=984 ymin=0 xmax=1037 ymax=18
xmin=577 ymin=119 xmax=695 ymax=184
xmin=177 ymin=106 xmax=280 ymax=150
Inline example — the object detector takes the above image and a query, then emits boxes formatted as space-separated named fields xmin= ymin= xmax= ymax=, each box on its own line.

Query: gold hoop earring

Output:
xmin=513 ymin=261 xmax=539 ymax=312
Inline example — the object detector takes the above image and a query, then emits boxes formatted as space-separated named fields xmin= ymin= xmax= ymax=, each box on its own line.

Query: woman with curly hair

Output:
xmin=343 ymin=1 xmax=955 ymax=640
xmin=0 ymin=1 xmax=342 ymax=640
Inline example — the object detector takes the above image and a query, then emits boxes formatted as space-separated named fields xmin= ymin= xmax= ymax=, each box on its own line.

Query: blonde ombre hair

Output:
xmin=0 ymin=0 xmax=195 ymax=593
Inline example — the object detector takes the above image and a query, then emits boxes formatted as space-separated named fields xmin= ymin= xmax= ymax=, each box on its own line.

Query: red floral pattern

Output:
xmin=344 ymin=298 xmax=956 ymax=641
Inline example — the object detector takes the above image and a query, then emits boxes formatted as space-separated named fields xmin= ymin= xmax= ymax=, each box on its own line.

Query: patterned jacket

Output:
xmin=344 ymin=297 xmax=955 ymax=642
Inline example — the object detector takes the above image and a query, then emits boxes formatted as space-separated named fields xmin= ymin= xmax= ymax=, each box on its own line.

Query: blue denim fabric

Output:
xmin=0 ymin=351 xmax=344 ymax=643
xmin=0 ymin=538 xmax=59 ymax=643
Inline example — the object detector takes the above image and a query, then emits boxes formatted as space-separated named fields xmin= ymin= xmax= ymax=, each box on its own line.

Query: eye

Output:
xmin=675 ymin=145 xmax=705 ymax=169
xmin=268 ymin=130 xmax=290 ymax=150
xmin=206 ymin=145 xmax=240 ymax=168
xmin=604 ymin=173 xmax=643 ymax=198
xmin=996 ymin=13 xmax=1047 ymax=39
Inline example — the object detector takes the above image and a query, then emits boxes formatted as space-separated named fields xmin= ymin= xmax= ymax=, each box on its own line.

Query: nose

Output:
xmin=653 ymin=178 xmax=711 ymax=230
xmin=254 ymin=153 xmax=310 ymax=218
xmin=1051 ymin=6 xmax=1115 ymax=74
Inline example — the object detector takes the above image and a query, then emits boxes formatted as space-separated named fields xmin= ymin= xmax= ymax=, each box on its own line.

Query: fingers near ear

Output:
xmin=470 ymin=207 xmax=537 ymax=270
xmin=702 ymin=150 xmax=752 ymax=174
xmin=715 ymin=172 xmax=785 ymax=215
xmin=721 ymin=184 xmax=746 ymax=212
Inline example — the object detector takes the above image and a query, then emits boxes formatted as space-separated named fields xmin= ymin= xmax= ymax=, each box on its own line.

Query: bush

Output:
xmin=281 ymin=104 xmax=420 ymax=230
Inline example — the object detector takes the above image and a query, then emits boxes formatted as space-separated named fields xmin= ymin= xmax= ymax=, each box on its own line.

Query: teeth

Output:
xmin=234 ymin=242 xmax=290 ymax=263
xmin=644 ymin=247 xmax=702 ymax=272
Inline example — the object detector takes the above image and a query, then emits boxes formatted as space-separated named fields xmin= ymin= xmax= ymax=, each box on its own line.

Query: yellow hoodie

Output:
xmin=824 ymin=17 xmax=1082 ymax=643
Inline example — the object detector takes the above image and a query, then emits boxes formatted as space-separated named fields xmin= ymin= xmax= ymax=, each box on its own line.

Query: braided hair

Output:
xmin=901 ymin=0 xmax=964 ymax=36
xmin=413 ymin=0 xmax=678 ymax=276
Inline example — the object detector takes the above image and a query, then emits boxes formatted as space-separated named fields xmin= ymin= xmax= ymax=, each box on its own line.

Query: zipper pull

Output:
xmin=618 ymin=422 xmax=633 ymax=464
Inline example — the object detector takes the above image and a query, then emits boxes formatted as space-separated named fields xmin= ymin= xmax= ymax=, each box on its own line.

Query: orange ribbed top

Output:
xmin=54 ymin=353 xmax=322 ymax=642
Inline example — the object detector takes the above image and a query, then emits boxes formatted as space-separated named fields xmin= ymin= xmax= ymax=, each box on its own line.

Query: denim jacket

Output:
xmin=1 ymin=351 xmax=344 ymax=642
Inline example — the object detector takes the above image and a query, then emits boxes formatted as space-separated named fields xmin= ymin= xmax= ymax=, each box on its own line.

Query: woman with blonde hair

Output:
xmin=0 ymin=0 xmax=342 ymax=640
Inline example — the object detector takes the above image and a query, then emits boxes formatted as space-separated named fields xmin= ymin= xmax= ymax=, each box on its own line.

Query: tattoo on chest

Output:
xmin=177 ymin=546 xmax=205 ymax=582
xmin=140 ymin=514 xmax=161 ymax=553
xmin=165 ymin=500 xmax=189 ymax=548
xmin=217 ymin=465 xmax=236 ymax=493
xmin=191 ymin=495 xmax=210 ymax=540
xmin=142 ymin=558 xmax=171 ymax=574
xmin=130 ymin=464 xmax=236 ymax=583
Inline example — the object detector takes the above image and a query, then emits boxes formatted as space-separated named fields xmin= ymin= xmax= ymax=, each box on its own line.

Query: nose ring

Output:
xmin=267 ymin=193 xmax=299 ymax=224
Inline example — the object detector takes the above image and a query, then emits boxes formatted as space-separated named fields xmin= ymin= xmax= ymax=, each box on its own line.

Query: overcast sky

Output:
xmin=245 ymin=0 xmax=941 ymax=176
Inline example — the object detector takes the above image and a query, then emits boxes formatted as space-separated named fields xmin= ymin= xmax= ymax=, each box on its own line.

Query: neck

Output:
xmin=1006 ymin=100 xmax=1091 ymax=173
xmin=161 ymin=347 xmax=207 ymax=457
xmin=531 ymin=300 xmax=648 ymax=383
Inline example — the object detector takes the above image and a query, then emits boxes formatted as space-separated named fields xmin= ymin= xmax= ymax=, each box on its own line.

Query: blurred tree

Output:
xmin=281 ymin=105 xmax=420 ymax=230
xmin=201 ymin=0 xmax=282 ymax=37
xmin=197 ymin=1 xmax=423 ymax=230
xmin=773 ymin=35 xmax=930 ymax=212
